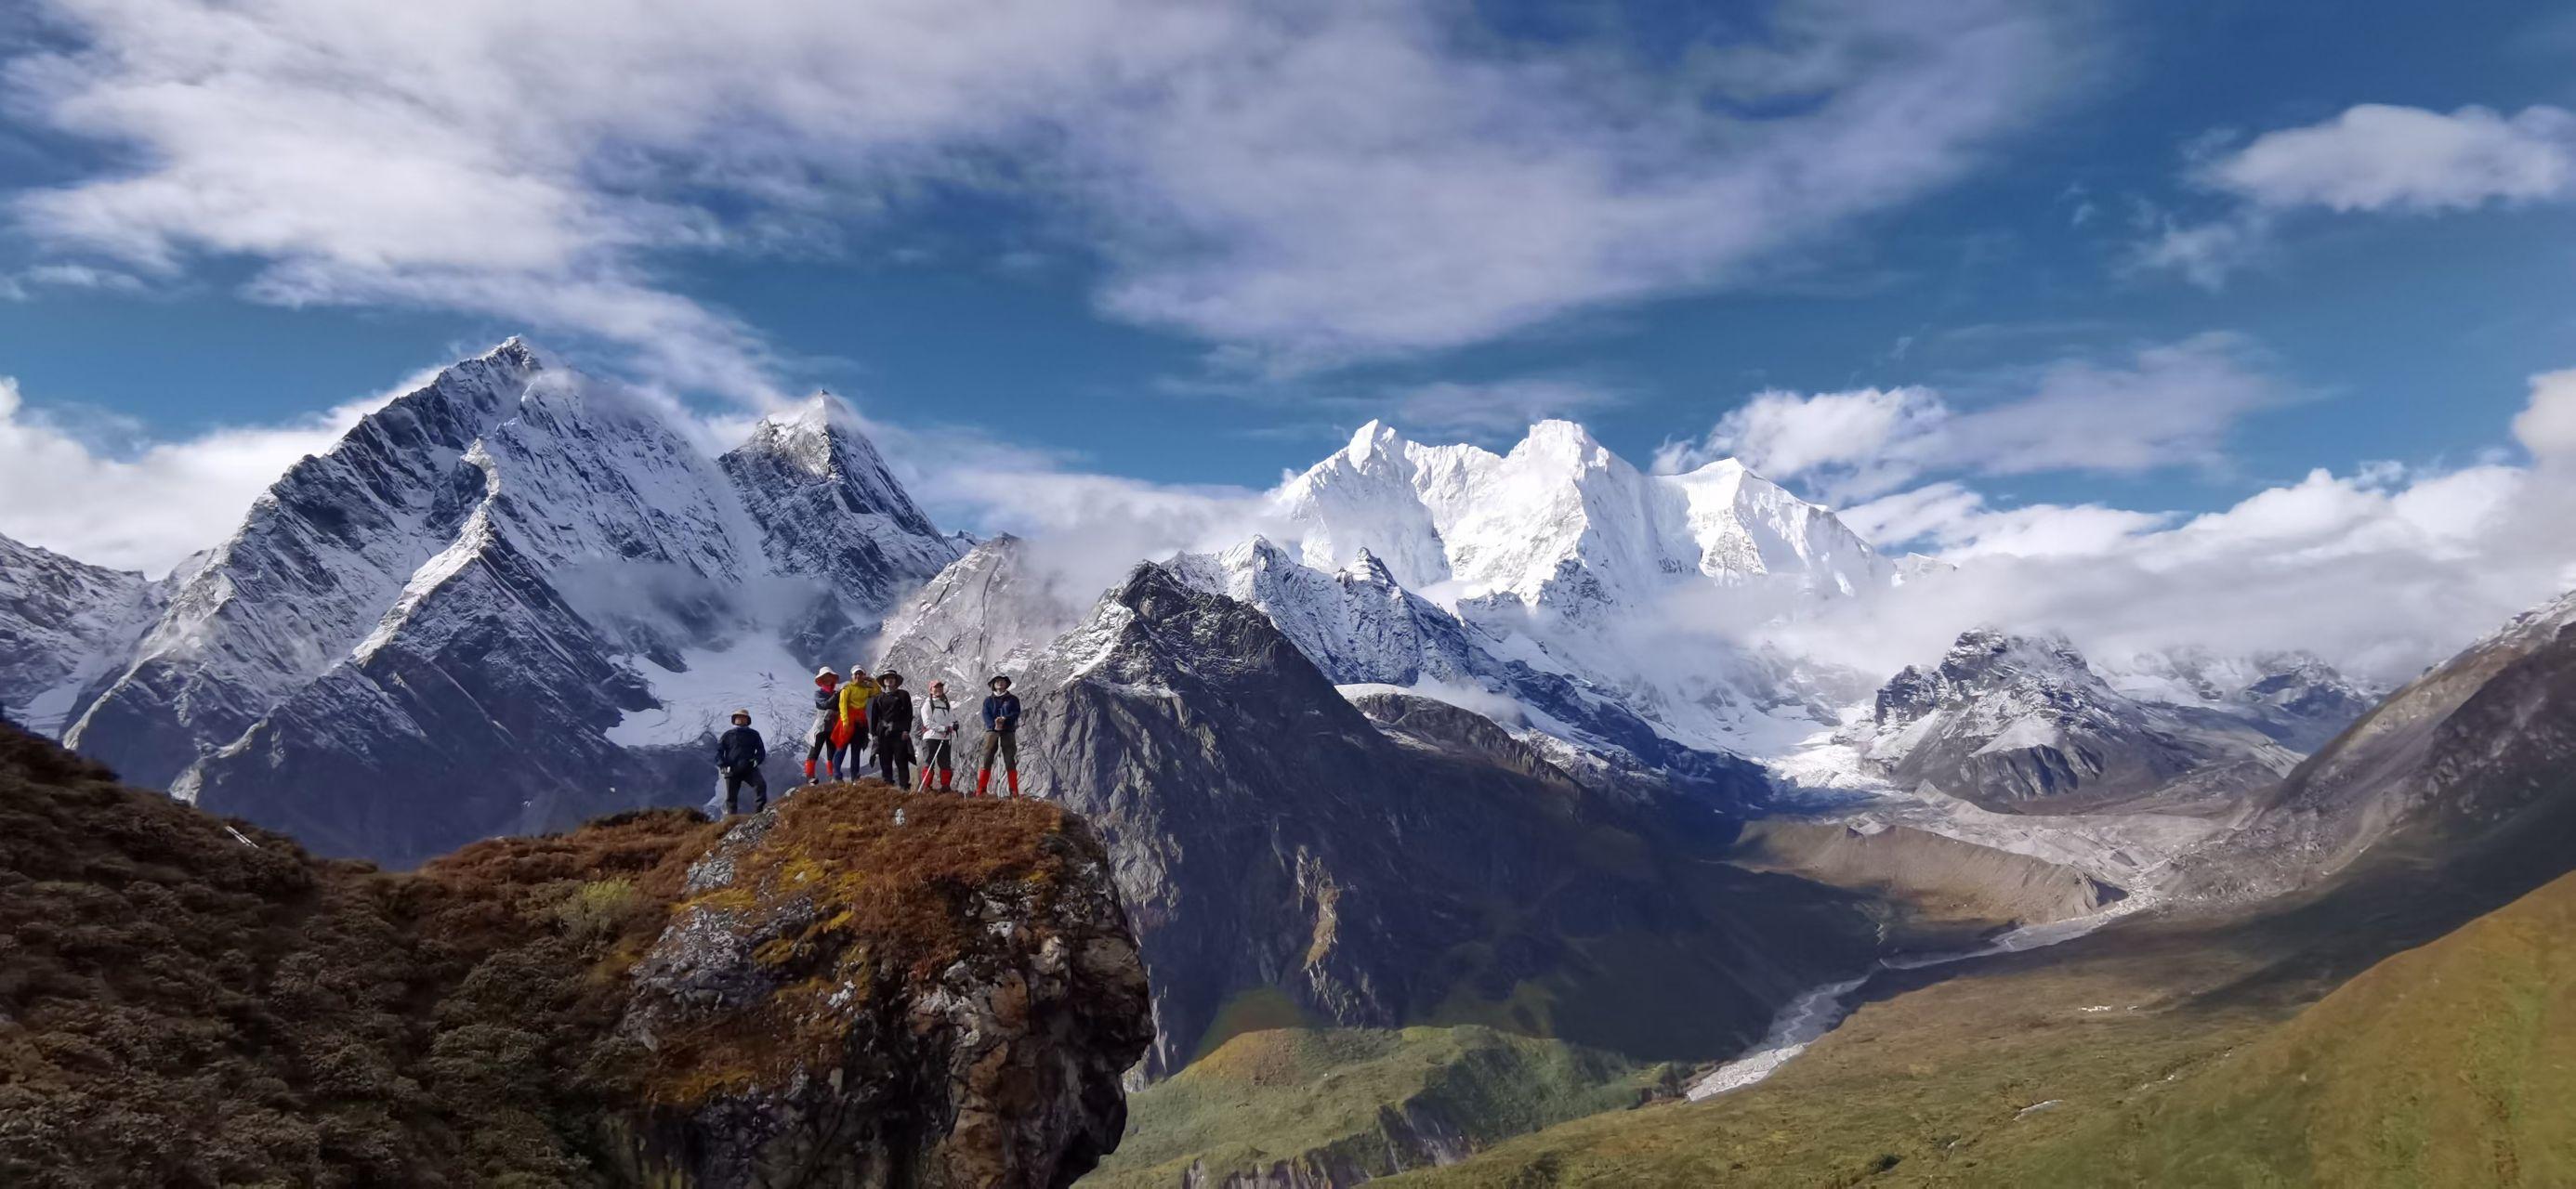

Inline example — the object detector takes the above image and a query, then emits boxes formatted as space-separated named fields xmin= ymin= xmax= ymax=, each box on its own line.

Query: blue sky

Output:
xmin=3 ymin=0 xmax=2574 ymax=616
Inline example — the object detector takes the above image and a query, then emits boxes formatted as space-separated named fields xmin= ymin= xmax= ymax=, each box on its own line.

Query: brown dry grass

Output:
xmin=0 ymin=731 xmax=1085 ymax=1187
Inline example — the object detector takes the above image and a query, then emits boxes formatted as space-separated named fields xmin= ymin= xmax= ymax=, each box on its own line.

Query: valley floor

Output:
xmin=1377 ymin=860 xmax=2576 ymax=1187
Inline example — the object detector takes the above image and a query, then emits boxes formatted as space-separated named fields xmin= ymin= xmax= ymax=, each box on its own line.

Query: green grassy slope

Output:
xmin=1383 ymin=870 xmax=2576 ymax=1188
xmin=1995 ymin=869 xmax=2576 ymax=1186
xmin=1086 ymin=1025 xmax=1670 ymax=1188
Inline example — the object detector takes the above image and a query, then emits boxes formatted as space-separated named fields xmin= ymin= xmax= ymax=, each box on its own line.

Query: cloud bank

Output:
xmin=1768 ymin=370 xmax=2576 ymax=685
xmin=6 ymin=0 xmax=2080 ymax=386
xmin=1652 ymin=333 xmax=2295 ymax=502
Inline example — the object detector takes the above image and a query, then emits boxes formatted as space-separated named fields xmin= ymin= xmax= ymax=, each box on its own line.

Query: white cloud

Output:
xmin=0 ymin=373 xmax=414 ymax=573
xmin=1781 ymin=370 xmax=2576 ymax=685
xmin=1658 ymin=333 xmax=2294 ymax=502
xmin=2126 ymin=211 xmax=2271 ymax=291
xmin=6 ymin=0 xmax=2083 ymax=384
xmin=2513 ymin=368 xmax=2576 ymax=460
xmin=2206 ymin=104 xmax=2576 ymax=213
xmin=856 ymin=414 xmax=1279 ymax=600
xmin=2134 ymin=104 xmax=2576 ymax=289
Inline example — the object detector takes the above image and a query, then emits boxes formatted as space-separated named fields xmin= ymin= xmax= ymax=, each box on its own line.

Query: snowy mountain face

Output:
xmin=1278 ymin=419 xmax=1890 ymax=612
xmin=1266 ymin=422 xmax=1899 ymax=754
xmin=874 ymin=534 xmax=1084 ymax=697
xmin=0 ymin=534 xmax=165 ymax=736
xmin=33 ymin=340 xmax=958 ymax=864
xmin=1164 ymin=537 xmax=1483 ymax=687
xmin=1860 ymin=629 xmax=2306 ymax=813
xmin=2102 ymin=648 xmax=2385 ymax=753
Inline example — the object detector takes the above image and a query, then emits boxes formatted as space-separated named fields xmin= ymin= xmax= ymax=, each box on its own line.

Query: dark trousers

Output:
xmin=921 ymin=738 xmax=954 ymax=776
xmin=807 ymin=733 xmax=848 ymax=778
xmin=875 ymin=735 xmax=914 ymax=789
xmin=723 ymin=769 xmax=768 ymax=815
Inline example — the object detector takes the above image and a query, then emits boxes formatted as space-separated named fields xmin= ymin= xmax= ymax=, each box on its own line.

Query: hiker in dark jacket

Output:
xmin=869 ymin=671 xmax=916 ymax=790
xmin=977 ymin=675 xmax=1023 ymax=798
xmin=714 ymin=709 xmax=768 ymax=815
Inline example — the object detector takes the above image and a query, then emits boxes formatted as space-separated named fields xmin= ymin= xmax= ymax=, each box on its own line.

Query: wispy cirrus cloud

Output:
xmin=5 ymin=0 xmax=2088 ymax=392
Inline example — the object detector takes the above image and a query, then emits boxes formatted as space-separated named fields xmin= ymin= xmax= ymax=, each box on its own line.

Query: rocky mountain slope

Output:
xmin=0 ymin=532 xmax=167 ymax=736
xmin=0 ymin=722 xmax=1150 ymax=1187
xmin=1008 ymin=563 xmax=1880 ymax=1080
xmin=1860 ymin=628 xmax=2307 ymax=814
xmin=37 ymin=340 xmax=958 ymax=865
xmin=2193 ymin=588 xmax=2576 ymax=897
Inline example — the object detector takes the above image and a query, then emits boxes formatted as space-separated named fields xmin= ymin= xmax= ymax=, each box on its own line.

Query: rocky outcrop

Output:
xmin=0 ymin=722 xmax=1150 ymax=1187
xmin=1016 ymin=564 xmax=1879 ymax=1080
xmin=617 ymin=791 xmax=1152 ymax=1187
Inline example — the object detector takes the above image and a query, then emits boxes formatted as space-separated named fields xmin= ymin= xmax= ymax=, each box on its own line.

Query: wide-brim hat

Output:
xmin=988 ymin=674 xmax=1013 ymax=688
xmin=814 ymin=667 xmax=838 ymax=681
xmin=878 ymin=671 xmax=902 ymax=684
xmin=729 ymin=709 xmax=752 ymax=721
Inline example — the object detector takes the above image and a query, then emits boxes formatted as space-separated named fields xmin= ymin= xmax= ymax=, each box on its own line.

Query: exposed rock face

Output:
xmin=617 ymin=790 xmax=1152 ymax=1187
xmin=1863 ymin=629 xmax=2302 ymax=813
xmin=0 ymin=722 xmax=1150 ymax=1187
xmin=1016 ymin=564 xmax=1878 ymax=1080
xmin=2194 ymin=590 xmax=2576 ymax=898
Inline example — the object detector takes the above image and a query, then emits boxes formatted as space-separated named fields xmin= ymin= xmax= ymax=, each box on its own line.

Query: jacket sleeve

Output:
xmin=752 ymin=730 xmax=766 ymax=764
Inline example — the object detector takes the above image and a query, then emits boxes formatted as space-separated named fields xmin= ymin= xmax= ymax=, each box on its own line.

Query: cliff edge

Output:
xmin=0 ymin=723 xmax=1150 ymax=1187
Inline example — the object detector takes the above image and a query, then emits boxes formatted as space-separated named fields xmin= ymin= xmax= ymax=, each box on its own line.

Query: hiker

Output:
xmin=977 ymin=674 xmax=1022 ymax=798
xmin=838 ymin=664 xmax=881 ymax=770
xmin=916 ymin=679 xmax=962 ymax=792
xmin=870 ymin=671 xmax=916 ymax=790
xmin=715 ymin=709 xmax=768 ymax=815
xmin=804 ymin=667 xmax=844 ymax=784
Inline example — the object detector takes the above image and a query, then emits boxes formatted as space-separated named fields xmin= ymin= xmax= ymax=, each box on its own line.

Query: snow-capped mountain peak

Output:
xmin=1280 ymin=419 xmax=1888 ymax=616
xmin=38 ymin=340 xmax=963 ymax=863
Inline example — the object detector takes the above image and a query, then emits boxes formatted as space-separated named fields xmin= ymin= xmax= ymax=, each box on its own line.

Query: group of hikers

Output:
xmin=711 ymin=669 xmax=1023 ymax=815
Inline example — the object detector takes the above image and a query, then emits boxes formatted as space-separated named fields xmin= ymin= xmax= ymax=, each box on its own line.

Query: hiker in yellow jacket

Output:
xmin=835 ymin=665 xmax=881 ymax=768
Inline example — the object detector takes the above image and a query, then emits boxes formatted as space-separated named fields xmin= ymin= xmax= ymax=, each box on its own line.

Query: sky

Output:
xmin=3 ymin=0 xmax=2575 ymax=679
